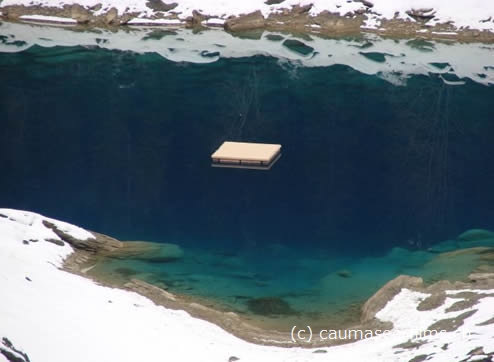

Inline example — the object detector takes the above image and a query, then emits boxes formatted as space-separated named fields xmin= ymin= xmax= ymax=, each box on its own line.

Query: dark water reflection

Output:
xmin=1 ymin=45 xmax=494 ymax=255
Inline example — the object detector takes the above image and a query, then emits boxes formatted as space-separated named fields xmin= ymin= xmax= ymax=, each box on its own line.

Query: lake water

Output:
xmin=1 ymin=22 xmax=494 ymax=330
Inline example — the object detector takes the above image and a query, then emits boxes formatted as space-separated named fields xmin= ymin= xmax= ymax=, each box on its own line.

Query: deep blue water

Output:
xmin=2 ymin=40 xmax=494 ymax=325
xmin=2 ymin=45 xmax=494 ymax=253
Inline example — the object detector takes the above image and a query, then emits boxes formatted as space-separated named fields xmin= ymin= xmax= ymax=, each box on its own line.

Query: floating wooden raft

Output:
xmin=211 ymin=141 xmax=282 ymax=170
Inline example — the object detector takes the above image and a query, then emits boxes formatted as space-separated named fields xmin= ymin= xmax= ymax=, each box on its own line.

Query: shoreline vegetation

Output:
xmin=1 ymin=2 xmax=494 ymax=43
xmin=53 ymin=219 xmax=494 ymax=348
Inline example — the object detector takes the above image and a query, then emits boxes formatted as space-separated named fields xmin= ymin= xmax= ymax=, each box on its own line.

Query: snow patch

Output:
xmin=127 ymin=18 xmax=183 ymax=25
xmin=19 ymin=14 xmax=77 ymax=23
xmin=362 ymin=14 xmax=381 ymax=30
xmin=432 ymin=31 xmax=458 ymax=35
xmin=205 ymin=18 xmax=225 ymax=26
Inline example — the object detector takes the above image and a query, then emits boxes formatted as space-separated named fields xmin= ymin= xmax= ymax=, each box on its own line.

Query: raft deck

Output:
xmin=211 ymin=141 xmax=282 ymax=170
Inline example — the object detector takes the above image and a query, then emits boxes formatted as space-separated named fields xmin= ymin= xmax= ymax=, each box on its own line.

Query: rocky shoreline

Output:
xmin=53 ymin=220 xmax=494 ymax=348
xmin=2 ymin=2 xmax=494 ymax=43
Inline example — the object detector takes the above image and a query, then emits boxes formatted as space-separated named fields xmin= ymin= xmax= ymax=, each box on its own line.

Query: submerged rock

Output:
xmin=435 ymin=247 xmax=492 ymax=259
xmin=143 ymin=29 xmax=178 ymax=40
xmin=457 ymin=229 xmax=494 ymax=242
xmin=110 ymin=241 xmax=184 ymax=263
xmin=265 ymin=34 xmax=284 ymax=41
xmin=282 ymin=39 xmax=314 ymax=55
xmin=336 ymin=269 xmax=353 ymax=278
xmin=246 ymin=296 xmax=296 ymax=316
xmin=359 ymin=51 xmax=388 ymax=63
xmin=114 ymin=267 xmax=139 ymax=278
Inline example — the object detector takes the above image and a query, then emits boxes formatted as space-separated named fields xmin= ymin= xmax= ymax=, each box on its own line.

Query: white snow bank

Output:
xmin=127 ymin=18 xmax=183 ymax=25
xmin=1 ymin=208 xmax=494 ymax=362
xmin=19 ymin=14 xmax=77 ymax=23
xmin=1 ymin=0 xmax=494 ymax=32
xmin=205 ymin=18 xmax=225 ymax=26
xmin=1 ymin=21 xmax=494 ymax=86
xmin=0 ymin=208 xmax=93 ymax=249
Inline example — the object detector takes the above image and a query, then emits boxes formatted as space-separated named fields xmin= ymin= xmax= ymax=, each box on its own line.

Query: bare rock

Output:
xmin=406 ymin=8 xmax=436 ymax=23
xmin=417 ymin=292 xmax=446 ymax=311
xmin=313 ymin=11 xmax=362 ymax=32
xmin=1 ymin=337 xmax=30 ymax=362
xmin=359 ymin=0 xmax=373 ymax=8
xmin=291 ymin=4 xmax=312 ymax=15
xmin=90 ymin=3 xmax=102 ymax=11
xmin=224 ymin=10 xmax=265 ymax=32
xmin=427 ymin=310 xmax=477 ymax=332
xmin=45 ymin=238 xmax=65 ymax=246
xmin=265 ymin=4 xmax=319 ymax=30
xmin=469 ymin=273 xmax=494 ymax=282
xmin=42 ymin=220 xmax=122 ymax=253
xmin=453 ymin=280 xmax=472 ymax=289
xmin=446 ymin=298 xmax=480 ymax=313
xmin=189 ymin=10 xmax=206 ymax=25
xmin=105 ymin=7 xmax=118 ymax=24
xmin=145 ymin=0 xmax=178 ymax=12
xmin=1 ymin=5 xmax=25 ymax=19
xmin=361 ymin=275 xmax=423 ymax=323
xmin=71 ymin=4 xmax=91 ymax=24
xmin=119 ymin=14 xmax=135 ymax=25
xmin=408 ymin=354 xmax=429 ymax=362
xmin=425 ymin=279 xmax=454 ymax=293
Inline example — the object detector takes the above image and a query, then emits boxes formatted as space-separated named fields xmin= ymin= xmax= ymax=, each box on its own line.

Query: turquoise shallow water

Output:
xmin=2 ymin=24 xmax=494 ymax=328
xmin=88 ymin=235 xmax=494 ymax=329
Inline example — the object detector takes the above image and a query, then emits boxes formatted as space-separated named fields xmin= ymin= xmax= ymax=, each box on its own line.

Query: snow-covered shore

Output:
xmin=1 ymin=0 xmax=494 ymax=40
xmin=1 ymin=208 xmax=494 ymax=362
